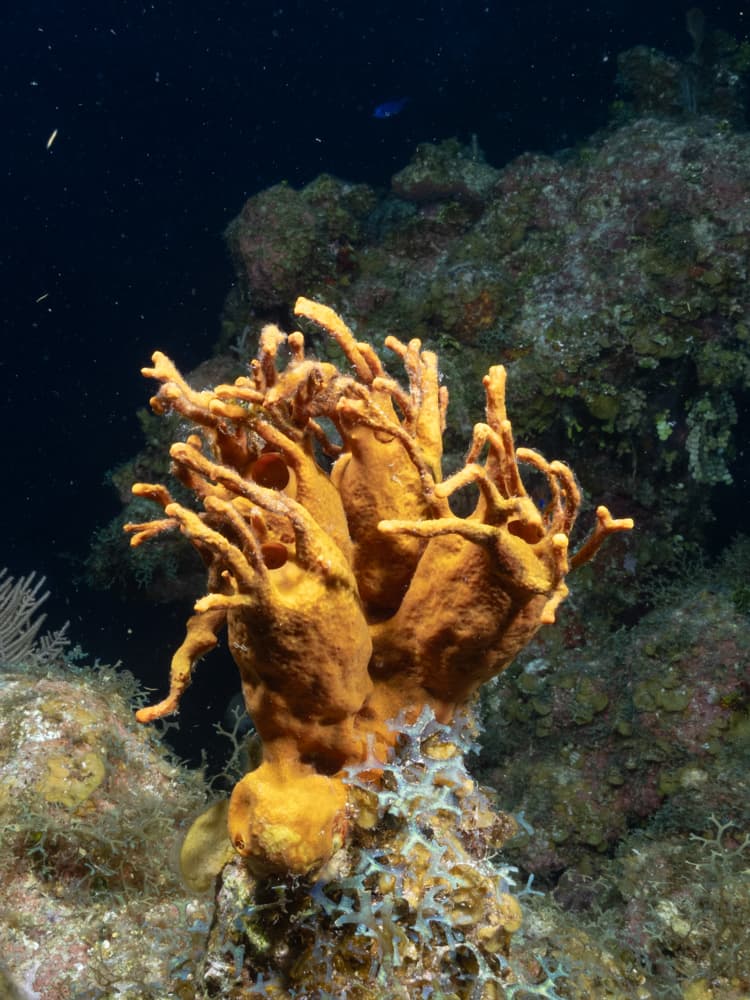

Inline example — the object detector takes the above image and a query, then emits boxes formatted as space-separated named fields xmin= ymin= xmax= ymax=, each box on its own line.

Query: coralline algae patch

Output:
xmin=0 ymin=661 xmax=209 ymax=999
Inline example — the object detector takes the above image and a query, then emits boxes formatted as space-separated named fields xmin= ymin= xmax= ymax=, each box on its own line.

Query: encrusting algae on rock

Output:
xmin=127 ymin=297 xmax=632 ymax=879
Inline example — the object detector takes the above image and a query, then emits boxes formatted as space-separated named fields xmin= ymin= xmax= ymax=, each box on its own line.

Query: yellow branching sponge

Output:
xmin=126 ymin=297 xmax=633 ymax=877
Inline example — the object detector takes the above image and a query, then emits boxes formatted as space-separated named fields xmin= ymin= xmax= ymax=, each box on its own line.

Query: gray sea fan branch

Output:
xmin=0 ymin=567 xmax=69 ymax=666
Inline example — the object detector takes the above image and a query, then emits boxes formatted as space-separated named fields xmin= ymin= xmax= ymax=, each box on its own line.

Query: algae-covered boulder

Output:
xmin=0 ymin=652 xmax=209 ymax=998
xmin=225 ymin=174 xmax=377 ymax=314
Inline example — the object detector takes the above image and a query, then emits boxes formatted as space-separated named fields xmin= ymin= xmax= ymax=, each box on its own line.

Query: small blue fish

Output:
xmin=373 ymin=97 xmax=410 ymax=119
